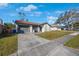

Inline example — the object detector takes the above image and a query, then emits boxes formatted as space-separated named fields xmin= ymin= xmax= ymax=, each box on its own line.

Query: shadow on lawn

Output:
xmin=0 ymin=30 xmax=25 ymax=39
xmin=0 ymin=33 xmax=17 ymax=39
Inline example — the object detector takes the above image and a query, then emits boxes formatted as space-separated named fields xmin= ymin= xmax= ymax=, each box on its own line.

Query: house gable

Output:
xmin=41 ymin=23 xmax=52 ymax=32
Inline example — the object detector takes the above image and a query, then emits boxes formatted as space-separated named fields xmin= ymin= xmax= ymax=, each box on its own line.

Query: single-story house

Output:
xmin=15 ymin=20 xmax=52 ymax=33
xmin=51 ymin=24 xmax=61 ymax=31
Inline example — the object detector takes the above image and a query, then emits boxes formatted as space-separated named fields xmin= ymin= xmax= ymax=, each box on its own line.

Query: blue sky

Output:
xmin=0 ymin=3 xmax=79 ymax=24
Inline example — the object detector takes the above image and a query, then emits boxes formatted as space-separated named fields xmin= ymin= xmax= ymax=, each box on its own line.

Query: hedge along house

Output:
xmin=15 ymin=20 xmax=52 ymax=33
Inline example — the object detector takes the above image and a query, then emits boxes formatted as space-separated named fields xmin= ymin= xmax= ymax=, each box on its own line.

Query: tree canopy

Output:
xmin=4 ymin=23 xmax=16 ymax=29
xmin=55 ymin=8 xmax=79 ymax=30
xmin=56 ymin=9 xmax=79 ymax=25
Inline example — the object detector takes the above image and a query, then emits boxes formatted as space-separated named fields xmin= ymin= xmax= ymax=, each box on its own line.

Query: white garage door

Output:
xmin=21 ymin=28 xmax=30 ymax=33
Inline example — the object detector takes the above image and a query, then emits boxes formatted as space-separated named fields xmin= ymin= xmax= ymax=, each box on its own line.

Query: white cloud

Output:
xmin=23 ymin=4 xmax=37 ymax=11
xmin=16 ymin=4 xmax=38 ymax=12
xmin=47 ymin=16 xmax=58 ymax=20
xmin=16 ymin=7 xmax=24 ymax=11
xmin=55 ymin=10 xmax=64 ymax=14
xmin=29 ymin=11 xmax=42 ymax=17
xmin=0 ymin=3 xmax=8 ymax=7
xmin=47 ymin=16 xmax=58 ymax=24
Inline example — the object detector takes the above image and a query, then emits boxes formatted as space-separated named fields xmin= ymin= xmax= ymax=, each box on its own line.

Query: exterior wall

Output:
xmin=37 ymin=26 xmax=40 ymax=32
xmin=15 ymin=24 xmax=18 ymax=32
xmin=42 ymin=24 xmax=51 ymax=32
xmin=51 ymin=27 xmax=61 ymax=31
xmin=29 ymin=25 xmax=33 ymax=32
xmin=16 ymin=24 xmax=53 ymax=33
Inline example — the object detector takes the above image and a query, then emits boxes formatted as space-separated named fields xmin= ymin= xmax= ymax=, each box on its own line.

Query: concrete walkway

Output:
xmin=16 ymin=32 xmax=79 ymax=56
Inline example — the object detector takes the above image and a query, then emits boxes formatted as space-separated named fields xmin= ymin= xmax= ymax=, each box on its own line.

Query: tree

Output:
xmin=4 ymin=23 xmax=16 ymax=29
xmin=56 ymin=13 xmax=63 ymax=23
xmin=18 ymin=12 xmax=26 ymax=20
xmin=56 ymin=9 xmax=77 ymax=30
xmin=3 ymin=23 xmax=16 ymax=33
xmin=18 ymin=12 xmax=29 ymax=22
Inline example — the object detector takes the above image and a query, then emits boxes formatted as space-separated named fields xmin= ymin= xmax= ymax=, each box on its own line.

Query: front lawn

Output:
xmin=64 ymin=34 xmax=79 ymax=49
xmin=0 ymin=34 xmax=17 ymax=56
xmin=37 ymin=30 xmax=74 ymax=40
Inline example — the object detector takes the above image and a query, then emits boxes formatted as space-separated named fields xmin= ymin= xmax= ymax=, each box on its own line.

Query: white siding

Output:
xmin=51 ymin=27 xmax=61 ymax=31
xmin=29 ymin=25 xmax=33 ymax=32
xmin=15 ymin=24 xmax=18 ymax=32
xmin=37 ymin=26 xmax=40 ymax=32
xmin=42 ymin=24 xmax=51 ymax=32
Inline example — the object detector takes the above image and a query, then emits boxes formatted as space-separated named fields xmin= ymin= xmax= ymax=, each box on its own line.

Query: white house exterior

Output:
xmin=15 ymin=20 xmax=53 ymax=33
xmin=41 ymin=23 xmax=52 ymax=32
xmin=51 ymin=27 xmax=61 ymax=31
xmin=51 ymin=24 xmax=61 ymax=31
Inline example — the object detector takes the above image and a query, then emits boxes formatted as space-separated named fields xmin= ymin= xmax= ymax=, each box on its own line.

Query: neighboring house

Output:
xmin=15 ymin=20 xmax=52 ymax=33
xmin=51 ymin=24 xmax=61 ymax=31
xmin=0 ymin=18 xmax=3 ymax=34
xmin=40 ymin=23 xmax=52 ymax=32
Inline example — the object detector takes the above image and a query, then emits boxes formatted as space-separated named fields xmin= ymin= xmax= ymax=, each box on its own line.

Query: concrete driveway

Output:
xmin=17 ymin=33 xmax=49 ymax=55
xmin=16 ymin=32 xmax=79 ymax=56
xmin=10 ymin=32 xmax=79 ymax=56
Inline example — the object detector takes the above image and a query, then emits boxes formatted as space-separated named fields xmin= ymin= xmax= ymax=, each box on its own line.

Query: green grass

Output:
xmin=64 ymin=34 xmax=79 ymax=49
xmin=37 ymin=30 xmax=74 ymax=40
xmin=0 ymin=34 xmax=17 ymax=56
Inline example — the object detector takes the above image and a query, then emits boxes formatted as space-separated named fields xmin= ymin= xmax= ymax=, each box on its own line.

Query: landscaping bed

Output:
xmin=0 ymin=34 xmax=17 ymax=56
xmin=37 ymin=30 xmax=74 ymax=40
xmin=64 ymin=34 xmax=79 ymax=49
